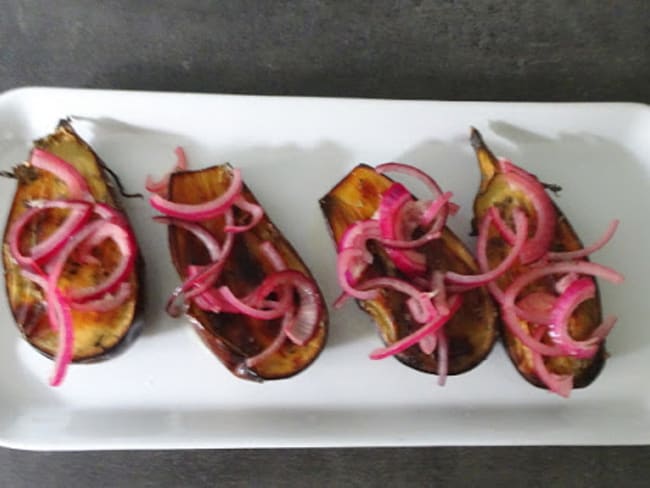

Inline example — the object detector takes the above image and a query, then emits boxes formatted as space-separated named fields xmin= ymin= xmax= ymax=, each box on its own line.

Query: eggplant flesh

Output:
xmin=319 ymin=164 xmax=498 ymax=375
xmin=167 ymin=165 xmax=327 ymax=381
xmin=470 ymin=128 xmax=605 ymax=389
xmin=2 ymin=120 xmax=144 ymax=363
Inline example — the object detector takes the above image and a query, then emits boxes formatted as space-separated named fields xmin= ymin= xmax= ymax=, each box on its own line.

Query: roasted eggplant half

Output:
xmin=2 ymin=120 xmax=144 ymax=385
xmin=161 ymin=164 xmax=327 ymax=381
xmin=319 ymin=164 xmax=498 ymax=379
xmin=470 ymin=128 xmax=623 ymax=396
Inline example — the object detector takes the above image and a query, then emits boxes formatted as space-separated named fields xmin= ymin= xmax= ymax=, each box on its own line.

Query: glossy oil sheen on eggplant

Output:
xmin=167 ymin=165 xmax=327 ymax=381
xmin=2 ymin=120 xmax=144 ymax=363
xmin=470 ymin=128 xmax=605 ymax=389
xmin=320 ymin=164 xmax=498 ymax=375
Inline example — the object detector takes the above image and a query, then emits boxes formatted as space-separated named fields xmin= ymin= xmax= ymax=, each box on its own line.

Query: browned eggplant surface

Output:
xmin=320 ymin=164 xmax=497 ymax=376
xmin=471 ymin=128 xmax=606 ymax=389
xmin=168 ymin=165 xmax=327 ymax=381
xmin=3 ymin=120 xmax=144 ymax=363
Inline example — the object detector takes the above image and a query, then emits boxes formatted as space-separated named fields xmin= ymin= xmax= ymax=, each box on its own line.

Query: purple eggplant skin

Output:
xmin=2 ymin=120 xmax=145 ymax=364
xmin=319 ymin=164 xmax=498 ymax=376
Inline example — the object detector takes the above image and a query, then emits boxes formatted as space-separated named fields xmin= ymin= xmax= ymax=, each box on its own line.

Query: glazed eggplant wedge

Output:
xmin=470 ymin=128 xmax=623 ymax=396
xmin=149 ymin=163 xmax=327 ymax=381
xmin=2 ymin=120 xmax=144 ymax=386
xmin=320 ymin=163 xmax=498 ymax=383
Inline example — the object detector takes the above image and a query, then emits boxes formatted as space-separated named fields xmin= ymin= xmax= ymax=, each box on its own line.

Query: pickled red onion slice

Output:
xmin=419 ymin=332 xmax=437 ymax=355
xmin=547 ymin=277 xmax=617 ymax=358
xmin=46 ymin=288 xmax=74 ymax=387
xmin=446 ymin=208 xmax=528 ymax=287
xmin=531 ymin=326 xmax=573 ymax=398
xmin=224 ymin=196 xmax=264 ymax=233
xmin=379 ymin=182 xmax=426 ymax=274
xmin=154 ymin=217 xmax=222 ymax=261
xmin=547 ymin=220 xmax=619 ymax=261
xmin=502 ymin=170 xmax=556 ymax=264
xmin=30 ymin=148 xmax=92 ymax=201
xmin=63 ymin=221 xmax=136 ymax=302
xmin=501 ymin=261 xmax=623 ymax=356
xmin=436 ymin=328 xmax=449 ymax=386
xmin=149 ymin=168 xmax=242 ymax=221
xmin=145 ymin=146 xmax=188 ymax=196
xmin=70 ymin=282 xmax=133 ymax=312
xmin=369 ymin=294 xmax=462 ymax=360
xmin=8 ymin=200 xmax=92 ymax=269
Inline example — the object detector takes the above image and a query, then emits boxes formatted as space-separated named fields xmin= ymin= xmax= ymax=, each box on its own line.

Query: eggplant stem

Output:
xmin=470 ymin=126 xmax=485 ymax=150
xmin=543 ymin=182 xmax=563 ymax=195
xmin=100 ymin=161 xmax=144 ymax=199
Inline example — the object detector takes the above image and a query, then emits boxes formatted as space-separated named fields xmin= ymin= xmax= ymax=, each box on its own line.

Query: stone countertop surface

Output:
xmin=1 ymin=1 xmax=648 ymax=487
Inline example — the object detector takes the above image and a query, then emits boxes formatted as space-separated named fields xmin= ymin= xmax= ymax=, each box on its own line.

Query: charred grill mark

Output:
xmin=16 ymin=302 xmax=46 ymax=337
xmin=448 ymin=337 xmax=474 ymax=358
xmin=14 ymin=165 xmax=38 ymax=184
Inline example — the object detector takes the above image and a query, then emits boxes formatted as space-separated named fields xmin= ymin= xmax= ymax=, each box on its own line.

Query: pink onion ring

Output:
xmin=375 ymin=162 xmax=456 ymax=249
xmin=503 ymin=171 xmax=556 ymax=264
xmin=180 ymin=212 xmax=236 ymax=301
xmin=192 ymin=241 xmax=290 ymax=314
xmin=379 ymin=182 xmax=427 ymax=274
xmin=249 ymin=269 xmax=323 ymax=345
xmin=530 ymin=326 xmax=573 ymax=398
xmin=369 ymin=294 xmax=462 ymax=360
xmin=8 ymin=200 xmax=92 ymax=268
xmin=187 ymin=267 xmax=240 ymax=314
xmin=336 ymin=248 xmax=379 ymax=301
xmin=47 ymin=220 xmax=136 ymax=302
xmin=547 ymin=219 xmax=619 ymax=261
xmin=376 ymin=162 xmax=459 ymax=215
xmin=145 ymin=146 xmax=188 ymax=196
xmin=476 ymin=209 xmax=552 ymax=325
xmin=92 ymin=202 xmax=129 ymax=224
xmin=76 ymin=204 xmax=131 ymax=266
xmin=555 ymin=272 xmax=579 ymax=295
xmin=360 ymin=276 xmax=438 ymax=324
xmin=487 ymin=206 xmax=516 ymax=245
xmin=498 ymin=158 xmax=536 ymax=179
xmin=446 ymin=208 xmax=528 ymax=287
xmin=217 ymin=285 xmax=292 ymax=320
xmin=419 ymin=332 xmax=437 ymax=355
xmin=46 ymin=288 xmax=74 ymax=387
xmin=338 ymin=219 xmax=381 ymax=252
xmin=436 ymin=328 xmax=449 ymax=386
xmin=501 ymin=261 xmax=623 ymax=356
xmin=224 ymin=196 xmax=264 ymax=233
xmin=154 ymin=217 xmax=222 ymax=261
xmin=258 ymin=241 xmax=288 ymax=272
xmin=376 ymin=162 xmax=444 ymax=197
xmin=245 ymin=312 xmax=291 ymax=369
xmin=30 ymin=149 xmax=92 ymax=201
xmin=69 ymin=282 xmax=133 ymax=312
xmin=431 ymin=270 xmax=449 ymax=315
xmin=406 ymin=295 xmax=438 ymax=324
xmin=547 ymin=277 xmax=616 ymax=358
xmin=516 ymin=292 xmax=556 ymax=325
xmin=149 ymin=168 xmax=243 ymax=221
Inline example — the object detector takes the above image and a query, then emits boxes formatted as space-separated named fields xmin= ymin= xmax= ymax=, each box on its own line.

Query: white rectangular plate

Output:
xmin=0 ymin=87 xmax=648 ymax=450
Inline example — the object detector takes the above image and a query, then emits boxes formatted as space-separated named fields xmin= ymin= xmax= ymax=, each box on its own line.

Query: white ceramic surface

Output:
xmin=0 ymin=87 xmax=648 ymax=450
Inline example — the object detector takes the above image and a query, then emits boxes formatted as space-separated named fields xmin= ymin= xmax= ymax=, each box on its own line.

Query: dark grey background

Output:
xmin=1 ymin=1 xmax=649 ymax=487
